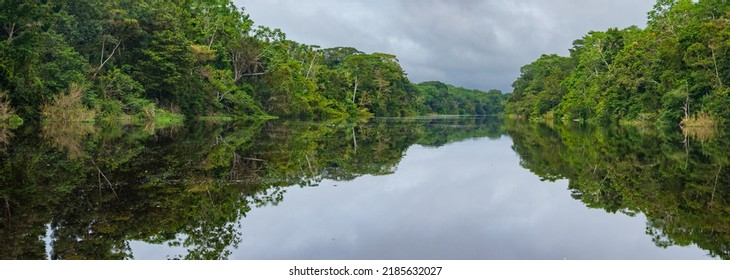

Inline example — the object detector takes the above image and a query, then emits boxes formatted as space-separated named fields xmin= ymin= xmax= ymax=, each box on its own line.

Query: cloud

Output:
xmin=235 ymin=0 xmax=655 ymax=91
xmin=217 ymin=137 xmax=710 ymax=260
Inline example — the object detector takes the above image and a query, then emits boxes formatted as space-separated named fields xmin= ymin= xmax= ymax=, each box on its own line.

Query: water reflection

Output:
xmin=506 ymin=121 xmax=730 ymax=259
xmin=0 ymin=117 xmax=501 ymax=259
xmin=0 ymin=117 xmax=726 ymax=259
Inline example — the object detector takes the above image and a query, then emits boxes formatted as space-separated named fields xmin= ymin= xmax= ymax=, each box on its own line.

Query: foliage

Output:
xmin=507 ymin=120 xmax=730 ymax=259
xmin=507 ymin=54 xmax=573 ymax=119
xmin=507 ymin=0 xmax=730 ymax=127
xmin=417 ymin=81 xmax=506 ymax=116
xmin=40 ymin=83 xmax=96 ymax=123
xmin=682 ymin=111 xmax=718 ymax=128
xmin=1 ymin=0 xmax=501 ymax=123
xmin=0 ymin=117 xmax=500 ymax=259
xmin=0 ymin=90 xmax=21 ymax=126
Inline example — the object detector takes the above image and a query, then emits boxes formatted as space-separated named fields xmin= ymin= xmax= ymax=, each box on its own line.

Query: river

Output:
xmin=0 ymin=117 xmax=725 ymax=259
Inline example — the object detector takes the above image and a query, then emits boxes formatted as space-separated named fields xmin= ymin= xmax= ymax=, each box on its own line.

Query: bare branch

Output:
xmin=241 ymin=72 xmax=267 ymax=77
xmin=5 ymin=23 xmax=17 ymax=43
xmin=93 ymin=37 xmax=122 ymax=78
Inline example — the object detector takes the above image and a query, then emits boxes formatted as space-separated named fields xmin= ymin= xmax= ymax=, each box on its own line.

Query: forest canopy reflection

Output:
xmin=506 ymin=121 xmax=730 ymax=259
xmin=1 ymin=118 xmax=728 ymax=259
xmin=0 ymin=117 xmax=502 ymax=259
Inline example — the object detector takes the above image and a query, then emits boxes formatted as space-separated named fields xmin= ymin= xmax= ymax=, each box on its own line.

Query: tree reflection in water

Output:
xmin=0 ymin=117 xmax=501 ymax=259
xmin=2 ymin=117 xmax=727 ymax=259
xmin=507 ymin=121 xmax=730 ymax=259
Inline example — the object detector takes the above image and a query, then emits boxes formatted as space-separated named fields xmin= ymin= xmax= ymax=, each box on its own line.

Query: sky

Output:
xmin=131 ymin=135 xmax=711 ymax=259
xmin=224 ymin=137 xmax=709 ymax=259
xmin=234 ymin=0 xmax=656 ymax=92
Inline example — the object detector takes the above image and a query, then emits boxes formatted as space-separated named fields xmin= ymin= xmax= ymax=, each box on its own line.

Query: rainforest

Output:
xmin=0 ymin=0 xmax=505 ymax=125
xmin=1 ymin=0 xmax=729 ymax=260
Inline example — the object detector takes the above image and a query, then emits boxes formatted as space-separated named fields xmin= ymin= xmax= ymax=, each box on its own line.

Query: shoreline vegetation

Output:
xmin=2 ymin=0 xmax=726 ymax=140
xmin=506 ymin=0 xmax=729 ymax=135
xmin=0 ymin=0 xmax=505 ymax=131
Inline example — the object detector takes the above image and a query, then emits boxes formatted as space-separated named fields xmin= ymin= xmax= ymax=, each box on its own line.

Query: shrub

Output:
xmin=41 ymin=83 xmax=96 ymax=122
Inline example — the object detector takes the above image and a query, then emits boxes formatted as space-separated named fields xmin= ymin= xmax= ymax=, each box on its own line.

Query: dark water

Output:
xmin=0 ymin=117 xmax=727 ymax=259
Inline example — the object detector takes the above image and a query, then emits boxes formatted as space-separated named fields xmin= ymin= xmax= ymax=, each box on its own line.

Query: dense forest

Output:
xmin=507 ymin=0 xmax=730 ymax=128
xmin=6 ymin=0 xmax=730 ymax=129
xmin=0 ymin=0 xmax=505 ymax=126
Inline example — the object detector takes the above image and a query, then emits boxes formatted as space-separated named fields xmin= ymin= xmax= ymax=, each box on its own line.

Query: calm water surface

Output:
xmin=1 ymin=117 xmax=726 ymax=259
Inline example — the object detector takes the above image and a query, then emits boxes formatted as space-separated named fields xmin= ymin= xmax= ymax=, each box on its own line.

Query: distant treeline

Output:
xmin=507 ymin=0 xmax=730 ymax=127
xmin=0 ymin=0 xmax=505 ymax=124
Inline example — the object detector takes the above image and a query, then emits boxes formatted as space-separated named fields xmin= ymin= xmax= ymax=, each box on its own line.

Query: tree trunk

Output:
xmin=5 ymin=23 xmax=16 ymax=43
xmin=709 ymin=44 xmax=723 ymax=87
xmin=353 ymin=76 xmax=358 ymax=103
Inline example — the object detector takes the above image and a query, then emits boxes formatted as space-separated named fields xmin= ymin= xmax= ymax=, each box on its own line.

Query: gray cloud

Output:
xmin=128 ymin=135 xmax=712 ymax=259
xmin=235 ymin=0 xmax=655 ymax=91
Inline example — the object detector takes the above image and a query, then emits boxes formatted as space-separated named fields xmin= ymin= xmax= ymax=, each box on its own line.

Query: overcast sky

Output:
xmin=233 ymin=0 xmax=655 ymax=92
